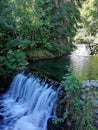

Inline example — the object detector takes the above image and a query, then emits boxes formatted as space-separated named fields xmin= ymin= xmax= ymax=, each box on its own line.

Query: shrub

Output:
xmin=53 ymin=72 xmax=97 ymax=130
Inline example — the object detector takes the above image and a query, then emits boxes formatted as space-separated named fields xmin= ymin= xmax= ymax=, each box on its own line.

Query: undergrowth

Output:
xmin=53 ymin=71 xmax=97 ymax=130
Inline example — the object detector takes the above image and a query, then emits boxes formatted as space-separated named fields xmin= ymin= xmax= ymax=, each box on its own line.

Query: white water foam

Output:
xmin=0 ymin=73 xmax=57 ymax=130
xmin=72 ymin=44 xmax=91 ymax=56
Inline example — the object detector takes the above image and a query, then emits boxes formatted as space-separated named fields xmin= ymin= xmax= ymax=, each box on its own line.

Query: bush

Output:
xmin=53 ymin=72 xmax=97 ymax=130
xmin=0 ymin=51 xmax=27 ymax=76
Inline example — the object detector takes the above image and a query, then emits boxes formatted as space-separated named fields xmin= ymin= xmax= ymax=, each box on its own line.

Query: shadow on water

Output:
xmin=29 ymin=56 xmax=70 ymax=81
xmin=30 ymin=55 xmax=98 ymax=81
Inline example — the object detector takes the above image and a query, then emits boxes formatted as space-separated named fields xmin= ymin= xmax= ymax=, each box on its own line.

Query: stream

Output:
xmin=31 ymin=44 xmax=98 ymax=81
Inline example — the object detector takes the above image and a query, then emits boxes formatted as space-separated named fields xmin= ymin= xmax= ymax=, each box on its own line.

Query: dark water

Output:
xmin=31 ymin=55 xmax=98 ymax=81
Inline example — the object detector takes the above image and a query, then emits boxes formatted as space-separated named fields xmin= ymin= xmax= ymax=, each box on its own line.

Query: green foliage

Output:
xmin=52 ymin=112 xmax=69 ymax=125
xmin=0 ymin=51 xmax=27 ymax=76
xmin=53 ymin=72 xmax=97 ymax=130
xmin=74 ymin=0 xmax=98 ymax=44
xmin=33 ymin=0 xmax=80 ymax=50
xmin=62 ymin=73 xmax=81 ymax=95
xmin=0 ymin=0 xmax=81 ymax=77
xmin=80 ymin=0 xmax=98 ymax=36
xmin=0 ymin=0 xmax=80 ymax=47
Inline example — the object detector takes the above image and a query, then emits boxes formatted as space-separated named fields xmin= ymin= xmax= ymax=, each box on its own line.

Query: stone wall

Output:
xmin=82 ymin=80 xmax=98 ymax=127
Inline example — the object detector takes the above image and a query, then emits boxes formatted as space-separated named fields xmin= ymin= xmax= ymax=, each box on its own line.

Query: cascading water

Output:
xmin=70 ymin=44 xmax=91 ymax=79
xmin=0 ymin=73 xmax=57 ymax=130
xmin=72 ymin=44 xmax=91 ymax=56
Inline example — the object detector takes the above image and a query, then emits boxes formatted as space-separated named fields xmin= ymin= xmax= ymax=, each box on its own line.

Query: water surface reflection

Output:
xmin=70 ymin=55 xmax=90 ymax=80
xmin=31 ymin=55 xmax=98 ymax=81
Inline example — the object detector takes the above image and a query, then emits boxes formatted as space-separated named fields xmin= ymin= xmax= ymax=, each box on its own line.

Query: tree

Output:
xmin=33 ymin=0 xmax=80 ymax=50
xmin=0 ymin=0 xmax=80 ymax=78
xmin=0 ymin=0 xmax=27 ymax=77
xmin=80 ymin=0 xmax=98 ymax=36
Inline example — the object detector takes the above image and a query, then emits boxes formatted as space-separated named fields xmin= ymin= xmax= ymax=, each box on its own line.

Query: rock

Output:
xmin=82 ymin=80 xmax=98 ymax=88
xmin=92 ymin=100 xmax=98 ymax=107
xmin=58 ymin=90 xmax=66 ymax=99
xmin=93 ymin=91 xmax=98 ymax=95
xmin=81 ymin=94 xmax=86 ymax=100
xmin=58 ymin=90 xmax=64 ymax=96
xmin=96 ymin=96 xmax=98 ymax=100
xmin=85 ymin=87 xmax=90 ymax=91
xmin=94 ymin=120 xmax=98 ymax=127
xmin=82 ymin=81 xmax=87 ymax=88
xmin=79 ymin=99 xmax=84 ymax=105
xmin=95 ymin=110 xmax=98 ymax=114
xmin=85 ymin=80 xmax=91 ymax=87
xmin=93 ymin=114 xmax=98 ymax=120
xmin=81 ymin=80 xmax=98 ymax=128
xmin=90 ymin=80 xmax=98 ymax=87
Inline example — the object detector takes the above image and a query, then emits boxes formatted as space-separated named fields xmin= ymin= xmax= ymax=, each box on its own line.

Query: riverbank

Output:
xmin=26 ymin=45 xmax=72 ymax=61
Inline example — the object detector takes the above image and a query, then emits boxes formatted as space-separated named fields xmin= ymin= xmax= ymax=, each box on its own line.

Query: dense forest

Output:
xmin=75 ymin=0 xmax=98 ymax=44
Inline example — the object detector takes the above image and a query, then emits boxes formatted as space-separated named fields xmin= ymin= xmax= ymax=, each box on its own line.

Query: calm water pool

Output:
xmin=31 ymin=55 xmax=98 ymax=81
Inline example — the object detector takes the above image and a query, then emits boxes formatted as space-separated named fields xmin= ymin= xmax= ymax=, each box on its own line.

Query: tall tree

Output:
xmin=80 ymin=0 xmax=98 ymax=36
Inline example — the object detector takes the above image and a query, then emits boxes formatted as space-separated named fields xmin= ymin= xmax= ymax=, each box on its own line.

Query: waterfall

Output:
xmin=0 ymin=73 xmax=57 ymax=130
xmin=72 ymin=44 xmax=91 ymax=56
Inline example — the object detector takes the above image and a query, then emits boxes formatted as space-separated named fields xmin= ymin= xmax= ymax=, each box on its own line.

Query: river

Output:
xmin=31 ymin=44 xmax=98 ymax=81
